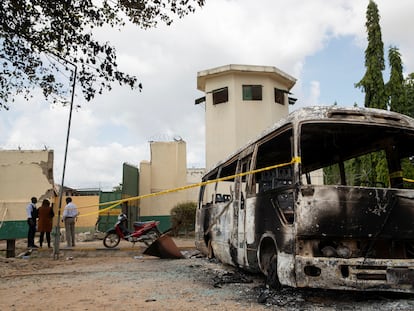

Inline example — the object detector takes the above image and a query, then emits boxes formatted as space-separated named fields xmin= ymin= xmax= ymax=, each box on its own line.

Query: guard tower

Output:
xmin=196 ymin=64 xmax=297 ymax=169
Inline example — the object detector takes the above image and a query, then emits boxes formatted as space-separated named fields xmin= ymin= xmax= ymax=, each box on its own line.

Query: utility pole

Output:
xmin=53 ymin=58 xmax=77 ymax=260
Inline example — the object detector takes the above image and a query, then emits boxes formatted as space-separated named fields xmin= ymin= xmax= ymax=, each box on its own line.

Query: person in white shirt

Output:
xmin=62 ymin=197 xmax=79 ymax=247
xmin=26 ymin=197 xmax=38 ymax=248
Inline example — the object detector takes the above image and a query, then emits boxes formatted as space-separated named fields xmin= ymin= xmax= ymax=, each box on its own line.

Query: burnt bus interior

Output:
xmin=200 ymin=158 xmax=237 ymax=205
xmin=298 ymin=117 xmax=414 ymax=263
xmin=200 ymin=126 xmax=294 ymax=208
xmin=300 ymin=121 xmax=414 ymax=188
xmin=199 ymin=126 xmax=296 ymax=253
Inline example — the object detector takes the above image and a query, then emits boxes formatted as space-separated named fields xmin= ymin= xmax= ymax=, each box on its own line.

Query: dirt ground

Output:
xmin=1 ymin=237 xmax=414 ymax=311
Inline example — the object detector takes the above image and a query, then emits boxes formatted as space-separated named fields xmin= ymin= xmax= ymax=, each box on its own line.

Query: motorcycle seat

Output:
xmin=134 ymin=221 xmax=154 ymax=227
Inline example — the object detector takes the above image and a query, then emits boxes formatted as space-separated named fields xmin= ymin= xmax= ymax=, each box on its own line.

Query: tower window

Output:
xmin=212 ymin=87 xmax=228 ymax=105
xmin=274 ymin=88 xmax=285 ymax=105
xmin=243 ymin=85 xmax=262 ymax=100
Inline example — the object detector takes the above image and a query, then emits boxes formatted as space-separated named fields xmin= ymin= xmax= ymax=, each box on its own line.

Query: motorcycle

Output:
xmin=103 ymin=213 xmax=161 ymax=248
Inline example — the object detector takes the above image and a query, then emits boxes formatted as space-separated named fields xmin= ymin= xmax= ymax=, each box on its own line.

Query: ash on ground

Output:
xmin=195 ymin=258 xmax=414 ymax=311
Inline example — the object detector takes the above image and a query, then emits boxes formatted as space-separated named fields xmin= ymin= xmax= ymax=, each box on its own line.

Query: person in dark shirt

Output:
xmin=26 ymin=197 xmax=38 ymax=248
xmin=38 ymin=199 xmax=54 ymax=248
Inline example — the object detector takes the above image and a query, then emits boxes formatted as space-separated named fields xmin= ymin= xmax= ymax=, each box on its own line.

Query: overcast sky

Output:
xmin=1 ymin=0 xmax=414 ymax=191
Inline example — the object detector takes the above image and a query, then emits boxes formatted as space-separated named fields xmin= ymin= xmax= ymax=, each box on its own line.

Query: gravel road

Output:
xmin=1 ymin=238 xmax=414 ymax=311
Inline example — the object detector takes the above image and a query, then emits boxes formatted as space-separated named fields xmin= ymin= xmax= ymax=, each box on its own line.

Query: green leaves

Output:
xmin=386 ymin=46 xmax=408 ymax=114
xmin=0 ymin=0 xmax=204 ymax=109
xmin=357 ymin=1 xmax=414 ymax=115
xmin=170 ymin=201 xmax=197 ymax=236
xmin=356 ymin=0 xmax=386 ymax=109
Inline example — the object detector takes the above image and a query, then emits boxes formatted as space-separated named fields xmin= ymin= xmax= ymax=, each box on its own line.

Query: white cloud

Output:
xmin=293 ymin=80 xmax=321 ymax=110
xmin=62 ymin=143 xmax=147 ymax=190
xmin=1 ymin=0 xmax=414 ymax=190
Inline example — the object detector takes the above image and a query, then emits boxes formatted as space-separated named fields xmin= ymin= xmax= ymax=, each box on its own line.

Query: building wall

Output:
xmin=233 ymin=74 xmax=289 ymax=146
xmin=139 ymin=160 xmax=151 ymax=205
xmin=139 ymin=141 xmax=188 ymax=218
xmin=186 ymin=168 xmax=205 ymax=202
xmin=0 ymin=150 xmax=55 ymax=239
xmin=197 ymin=64 xmax=296 ymax=169
xmin=204 ymin=73 xmax=238 ymax=170
xmin=53 ymin=195 xmax=100 ymax=230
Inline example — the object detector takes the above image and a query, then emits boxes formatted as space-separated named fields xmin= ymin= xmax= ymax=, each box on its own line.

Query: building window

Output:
xmin=243 ymin=85 xmax=262 ymax=100
xmin=195 ymin=96 xmax=206 ymax=105
xmin=288 ymin=97 xmax=297 ymax=105
xmin=274 ymin=88 xmax=285 ymax=105
xmin=212 ymin=87 xmax=228 ymax=105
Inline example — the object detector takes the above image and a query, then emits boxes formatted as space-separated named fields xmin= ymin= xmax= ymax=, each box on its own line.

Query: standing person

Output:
xmin=62 ymin=197 xmax=79 ymax=247
xmin=38 ymin=199 xmax=54 ymax=248
xmin=26 ymin=197 xmax=38 ymax=248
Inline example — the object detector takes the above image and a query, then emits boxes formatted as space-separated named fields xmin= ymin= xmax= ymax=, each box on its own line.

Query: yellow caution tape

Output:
xmin=98 ymin=209 xmax=121 ymax=216
xmin=77 ymin=157 xmax=301 ymax=218
xmin=389 ymin=171 xmax=403 ymax=178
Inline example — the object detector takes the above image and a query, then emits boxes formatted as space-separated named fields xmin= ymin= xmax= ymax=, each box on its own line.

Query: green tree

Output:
xmin=0 ymin=0 xmax=204 ymax=110
xmin=328 ymin=1 xmax=414 ymax=191
xmin=386 ymin=46 xmax=408 ymax=114
xmin=355 ymin=0 xmax=386 ymax=109
xmin=402 ymin=157 xmax=414 ymax=189
xmin=406 ymin=73 xmax=414 ymax=117
xmin=352 ymin=0 xmax=389 ymax=188
xmin=170 ymin=201 xmax=196 ymax=236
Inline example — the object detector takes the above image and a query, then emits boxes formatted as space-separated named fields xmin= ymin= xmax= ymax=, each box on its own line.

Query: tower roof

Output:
xmin=197 ymin=64 xmax=296 ymax=91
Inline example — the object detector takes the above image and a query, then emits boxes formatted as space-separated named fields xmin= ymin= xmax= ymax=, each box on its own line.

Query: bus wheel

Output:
xmin=266 ymin=254 xmax=281 ymax=290
xmin=207 ymin=239 xmax=215 ymax=259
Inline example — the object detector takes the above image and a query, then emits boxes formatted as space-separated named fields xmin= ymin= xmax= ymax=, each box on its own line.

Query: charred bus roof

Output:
xmin=203 ymin=106 xmax=414 ymax=180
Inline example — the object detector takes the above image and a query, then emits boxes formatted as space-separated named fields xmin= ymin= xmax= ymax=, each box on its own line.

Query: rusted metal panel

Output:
xmin=295 ymin=256 xmax=414 ymax=293
xmin=143 ymin=234 xmax=183 ymax=259
xmin=277 ymin=251 xmax=296 ymax=287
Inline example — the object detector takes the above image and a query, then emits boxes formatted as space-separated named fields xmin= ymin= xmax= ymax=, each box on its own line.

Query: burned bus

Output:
xmin=195 ymin=106 xmax=414 ymax=293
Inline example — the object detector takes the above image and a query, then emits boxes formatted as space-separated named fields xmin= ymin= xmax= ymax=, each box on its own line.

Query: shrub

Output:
xmin=170 ymin=201 xmax=197 ymax=236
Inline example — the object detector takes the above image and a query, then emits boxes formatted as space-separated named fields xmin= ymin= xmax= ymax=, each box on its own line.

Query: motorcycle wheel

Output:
xmin=103 ymin=232 xmax=121 ymax=248
xmin=151 ymin=227 xmax=161 ymax=236
xmin=143 ymin=228 xmax=161 ymax=246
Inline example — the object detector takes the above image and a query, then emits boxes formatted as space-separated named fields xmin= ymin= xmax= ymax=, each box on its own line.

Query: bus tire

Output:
xmin=266 ymin=254 xmax=281 ymax=290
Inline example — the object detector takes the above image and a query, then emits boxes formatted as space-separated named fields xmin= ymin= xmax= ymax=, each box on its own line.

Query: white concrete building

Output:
xmin=196 ymin=64 xmax=296 ymax=169
xmin=139 ymin=140 xmax=188 ymax=220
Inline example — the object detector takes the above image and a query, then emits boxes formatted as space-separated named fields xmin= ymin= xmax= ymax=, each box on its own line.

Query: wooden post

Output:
xmin=6 ymin=239 xmax=15 ymax=258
